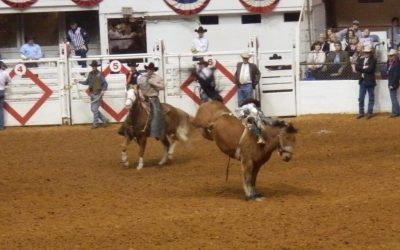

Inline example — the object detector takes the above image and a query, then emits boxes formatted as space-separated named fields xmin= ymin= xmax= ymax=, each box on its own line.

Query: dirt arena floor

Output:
xmin=1 ymin=114 xmax=400 ymax=250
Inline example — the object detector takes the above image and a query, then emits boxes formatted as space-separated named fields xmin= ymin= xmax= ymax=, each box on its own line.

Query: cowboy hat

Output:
xmin=127 ymin=61 xmax=139 ymax=67
xmin=194 ymin=26 xmax=207 ymax=33
xmin=388 ymin=49 xmax=397 ymax=56
xmin=240 ymin=52 xmax=252 ymax=59
xmin=352 ymin=20 xmax=360 ymax=25
xmin=197 ymin=60 xmax=209 ymax=66
xmin=144 ymin=62 xmax=158 ymax=71
xmin=362 ymin=46 xmax=372 ymax=53
xmin=89 ymin=60 xmax=99 ymax=67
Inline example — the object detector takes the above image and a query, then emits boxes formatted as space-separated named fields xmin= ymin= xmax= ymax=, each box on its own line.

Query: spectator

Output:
xmin=77 ymin=60 xmax=109 ymax=128
xmin=355 ymin=46 xmax=377 ymax=119
xmin=126 ymin=61 xmax=141 ymax=90
xmin=234 ymin=52 xmax=261 ymax=106
xmin=350 ymin=43 xmax=364 ymax=75
xmin=337 ymin=20 xmax=363 ymax=41
xmin=345 ymin=36 xmax=360 ymax=57
xmin=191 ymin=26 xmax=209 ymax=61
xmin=387 ymin=17 xmax=400 ymax=49
xmin=318 ymin=33 xmax=330 ymax=54
xmin=328 ymin=32 xmax=339 ymax=52
xmin=67 ymin=20 xmax=90 ymax=68
xmin=386 ymin=49 xmax=400 ymax=117
xmin=341 ymin=29 xmax=355 ymax=49
xmin=0 ymin=61 xmax=11 ymax=131
xmin=359 ymin=29 xmax=374 ymax=48
xmin=193 ymin=59 xmax=222 ymax=102
xmin=137 ymin=62 xmax=165 ymax=139
xmin=322 ymin=41 xmax=350 ymax=79
xmin=20 ymin=35 xmax=42 ymax=67
xmin=306 ymin=41 xmax=326 ymax=80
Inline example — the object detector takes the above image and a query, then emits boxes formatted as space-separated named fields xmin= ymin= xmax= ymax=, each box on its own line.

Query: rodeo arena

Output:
xmin=1 ymin=0 xmax=400 ymax=249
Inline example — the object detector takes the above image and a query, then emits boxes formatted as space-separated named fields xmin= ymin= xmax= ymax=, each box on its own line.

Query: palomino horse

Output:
xmin=118 ymin=88 xmax=191 ymax=169
xmin=193 ymin=101 xmax=297 ymax=200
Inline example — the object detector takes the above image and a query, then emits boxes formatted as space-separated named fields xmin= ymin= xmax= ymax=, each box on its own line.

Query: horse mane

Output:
xmin=271 ymin=120 xmax=297 ymax=134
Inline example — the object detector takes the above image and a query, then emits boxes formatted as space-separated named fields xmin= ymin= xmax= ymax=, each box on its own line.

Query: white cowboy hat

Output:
xmin=388 ymin=49 xmax=397 ymax=56
xmin=240 ymin=52 xmax=252 ymax=59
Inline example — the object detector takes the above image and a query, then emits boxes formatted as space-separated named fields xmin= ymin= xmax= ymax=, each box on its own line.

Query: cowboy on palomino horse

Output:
xmin=118 ymin=62 xmax=192 ymax=169
xmin=193 ymin=101 xmax=297 ymax=201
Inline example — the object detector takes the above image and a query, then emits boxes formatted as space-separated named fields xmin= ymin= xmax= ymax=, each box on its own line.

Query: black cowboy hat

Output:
xmin=194 ymin=26 xmax=207 ymax=33
xmin=127 ymin=61 xmax=139 ymax=67
xmin=144 ymin=62 xmax=158 ymax=71
xmin=89 ymin=60 xmax=99 ymax=67
xmin=0 ymin=61 xmax=7 ymax=69
xmin=197 ymin=60 xmax=209 ymax=66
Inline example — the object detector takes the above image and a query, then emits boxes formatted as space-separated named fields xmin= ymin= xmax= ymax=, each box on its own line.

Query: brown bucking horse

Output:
xmin=193 ymin=101 xmax=297 ymax=201
xmin=118 ymin=88 xmax=192 ymax=169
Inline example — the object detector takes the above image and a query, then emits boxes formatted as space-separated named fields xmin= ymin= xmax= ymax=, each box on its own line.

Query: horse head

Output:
xmin=262 ymin=120 xmax=297 ymax=162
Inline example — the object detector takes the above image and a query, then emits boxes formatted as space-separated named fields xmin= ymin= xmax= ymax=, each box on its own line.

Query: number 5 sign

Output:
xmin=109 ymin=60 xmax=122 ymax=73
xmin=14 ymin=64 xmax=27 ymax=76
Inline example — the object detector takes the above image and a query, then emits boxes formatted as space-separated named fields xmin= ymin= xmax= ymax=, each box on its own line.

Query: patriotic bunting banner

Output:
xmin=71 ymin=0 xmax=102 ymax=7
xmin=164 ymin=0 xmax=210 ymax=16
xmin=1 ymin=0 xmax=37 ymax=8
xmin=239 ymin=0 xmax=279 ymax=14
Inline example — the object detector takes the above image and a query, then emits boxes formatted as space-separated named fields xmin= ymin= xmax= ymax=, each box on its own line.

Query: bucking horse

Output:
xmin=193 ymin=100 xmax=297 ymax=201
xmin=118 ymin=88 xmax=192 ymax=169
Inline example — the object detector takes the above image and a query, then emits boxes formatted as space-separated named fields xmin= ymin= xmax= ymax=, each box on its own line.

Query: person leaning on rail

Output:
xmin=0 ymin=61 xmax=11 ymax=131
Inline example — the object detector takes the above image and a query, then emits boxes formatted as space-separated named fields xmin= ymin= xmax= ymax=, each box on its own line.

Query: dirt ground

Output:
xmin=1 ymin=114 xmax=400 ymax=250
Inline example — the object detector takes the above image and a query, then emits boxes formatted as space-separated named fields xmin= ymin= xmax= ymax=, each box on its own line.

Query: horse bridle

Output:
xmin=278 ymin=132 xmax=293 ymax=154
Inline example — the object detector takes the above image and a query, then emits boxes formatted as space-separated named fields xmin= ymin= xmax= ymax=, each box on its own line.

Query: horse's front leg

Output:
xmin=158 ymin=136 xmax=171 ymax=166
xmin=166 ymin=135 xmax=176 ymax=160
xmin=121 ymin=137 xmax=132 ymax=167
xmin=136 ymin=136 xmax=147 ymax=170
xmin=241 ymin=160 xmax=263 ymax=201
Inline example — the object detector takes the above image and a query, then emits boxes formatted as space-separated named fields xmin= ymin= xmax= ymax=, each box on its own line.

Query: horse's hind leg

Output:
xmin=136 ymin=136 xmax=147 ymax=170
xmin=166 ymin=135 xmax=176 ymax=160
xmin=158 ymin=137 xmax=171 ymax=166
xmin=121 ymin=137 xmax=132 ymax=167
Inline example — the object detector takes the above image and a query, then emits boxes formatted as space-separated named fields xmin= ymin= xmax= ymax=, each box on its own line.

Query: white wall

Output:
xmin=298 ymin=80 xmax=395 ymax=115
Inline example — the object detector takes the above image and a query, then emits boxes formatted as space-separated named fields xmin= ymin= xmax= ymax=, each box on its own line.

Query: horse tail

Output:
xmin=225 ymin=157 xmax=231 ymax=182
xmin=175 ymin=110 xmax=192 ymax=143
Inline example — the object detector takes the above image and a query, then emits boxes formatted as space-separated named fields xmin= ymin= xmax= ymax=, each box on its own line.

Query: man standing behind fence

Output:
xmin=0 ymin=61 xmax=11 ymax=131
xmin=234 ymin=52 xmax=261 ymax=106
xmin=77 ymin=61 xmax=109 ymax=128
xmin=67 ymin=21 xmax=90 ymax=68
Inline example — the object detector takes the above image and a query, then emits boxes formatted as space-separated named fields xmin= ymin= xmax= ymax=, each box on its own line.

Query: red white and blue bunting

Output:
xmin=164 ymin=0 xmax=210 ymax=16
xmin=71 ymin=0 xmax=102 ymax=7
xmin=239 ymin=0 xmax=279 ymax=14
xmin=1 ymin=0 xmax=37 ymax=8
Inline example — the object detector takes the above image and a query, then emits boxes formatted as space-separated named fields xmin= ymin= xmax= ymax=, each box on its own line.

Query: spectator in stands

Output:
xmin=341 ymin=29 xmax=355 ymax=50
xmin=350 ymin=43 xmax=364 ymax=75
xmin=306 ymin=41 xmax=326 ymax=80
xmin=191 ymin=26 xmax=209 ymax=61
xmin=322 ymin=41 xmax=350 ymax=79
xmin=387 ymin=49 xmax=400 ymax=118
xmin=337 ymin=20 xmax=363 ymax=41
xmin=318 ymin=33 xmax=330 ymax=54
xmin=20 ymin=35 xmax=42 ymax=67
xmin=234 ymin=52 xmax=261 ymax=106
xmin=355 ymin=46 xmax=377 ymax=119
xmin=359 ymin=29 xmax=374 ymax=48
xmin=126 ymin=61 xmax=141 ymax=90
xmin=345 ymin=36 xmax=359 ymax=57
xmin=77 ymin=60 xmax=109 ymax=128
xmin=0 ymin=61 xmax=11 ymax=131
xmin=67 ymin=20 xmax=90 ymax=68
xmin=388 ymin=17 xmax=400 ymax=49
xmin=328 ymin=33 xmax=339 ymax=52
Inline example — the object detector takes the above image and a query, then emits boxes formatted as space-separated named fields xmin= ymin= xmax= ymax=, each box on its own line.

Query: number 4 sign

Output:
xmin=14 ymin=64 xmax=27 ymax=76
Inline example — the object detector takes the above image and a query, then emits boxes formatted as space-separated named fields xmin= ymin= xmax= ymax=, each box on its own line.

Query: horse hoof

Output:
xmin=245 ymin=193 xmax=265 ymax=201
xmin=167 ymin=154 xmax=173 ymax=160
xmin=123 ymin=161 xmax=129 ymax=167
xmin=136 ymin=164 xmax=143 ymax=170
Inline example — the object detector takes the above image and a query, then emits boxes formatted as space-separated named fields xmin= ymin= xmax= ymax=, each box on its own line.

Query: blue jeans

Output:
xmin=75 ymin=49 xmax=87 ymax=68
xmin=90 ymin=93 xmax=107 ymax=126
xmin=0 ymin=90 xmax=4 ymax=129
xmin=237 ymin=83 xmax=253 ymax=106
xmin=389 ymin=88 xmax=400 ymax=115
xmin=358 ymin=81 xmax=375 ymax=114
